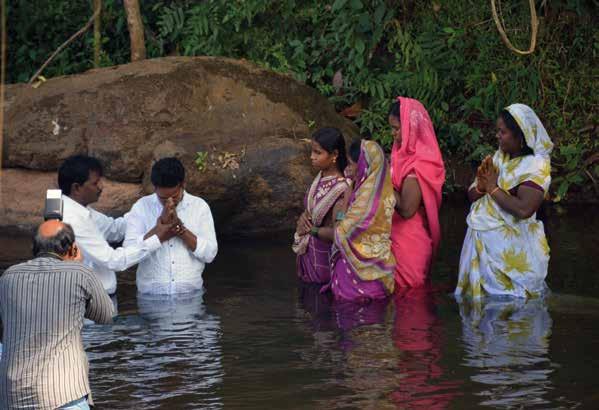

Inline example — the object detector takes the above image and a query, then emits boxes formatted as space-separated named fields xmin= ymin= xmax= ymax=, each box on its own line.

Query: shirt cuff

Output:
xmin=193 ymin=237 xmax=215 ymax=262
xmin=143 ymin=235 xmax=162 ymax=252
xmin=193 ymin=237 xmax=206 ymax=259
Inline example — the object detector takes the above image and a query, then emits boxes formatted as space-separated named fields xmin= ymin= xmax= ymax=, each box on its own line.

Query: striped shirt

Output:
xmin=0 ymin=256 xmax=114 ymax=409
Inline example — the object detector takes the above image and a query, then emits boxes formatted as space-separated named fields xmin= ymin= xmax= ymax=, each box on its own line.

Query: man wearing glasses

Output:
xmin=124 ymin=157 xmax=218 ymax=294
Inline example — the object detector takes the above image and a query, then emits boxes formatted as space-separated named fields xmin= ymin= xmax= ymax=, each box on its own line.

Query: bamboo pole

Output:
xmin=0 ymin=0 xmax=6 ymax=172
xmin=93 ymin=0 xmax=102 ymax=67
xmin=0 ymin=0 xmax=6 ymax=208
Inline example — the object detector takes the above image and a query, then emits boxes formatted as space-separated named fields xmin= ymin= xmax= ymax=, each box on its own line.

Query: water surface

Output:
xmin=1 ymin=204 xmax=598 ymax=409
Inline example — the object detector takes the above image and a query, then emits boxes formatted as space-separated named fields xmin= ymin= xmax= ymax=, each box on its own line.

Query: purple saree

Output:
xmin=324 ymin=140 xmax=396 ymax=302
xmin=294 ymin=172 xmax=348 ymax=284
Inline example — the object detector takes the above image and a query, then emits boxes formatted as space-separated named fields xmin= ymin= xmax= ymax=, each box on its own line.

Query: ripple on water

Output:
xmin=84 ymin=291 xmax=224 ymax=409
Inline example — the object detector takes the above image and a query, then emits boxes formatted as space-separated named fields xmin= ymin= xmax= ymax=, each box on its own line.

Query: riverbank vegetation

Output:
xmin=6 ymin=0 xmax=598 ymax=200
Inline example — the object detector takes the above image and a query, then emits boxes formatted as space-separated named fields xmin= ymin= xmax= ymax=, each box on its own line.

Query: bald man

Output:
xmin=0 ymin=220 xmax=114 ymax=410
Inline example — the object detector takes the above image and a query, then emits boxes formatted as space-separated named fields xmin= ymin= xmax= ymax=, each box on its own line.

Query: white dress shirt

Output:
xmin=62 ymin=195 xmax=162 ymax=294
xmin=124 ymin=191 xmax=218 ymax=295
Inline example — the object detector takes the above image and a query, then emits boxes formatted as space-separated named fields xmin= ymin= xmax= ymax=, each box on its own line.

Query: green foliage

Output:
xmin=194 ymin=151 xmax=208 ymax=172
xmin=7 ymin=0 xmax=598 ymax=199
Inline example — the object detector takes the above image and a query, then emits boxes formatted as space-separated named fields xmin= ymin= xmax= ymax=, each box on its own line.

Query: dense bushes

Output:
xmin=6 ymin=0 xmax=598 ymax=199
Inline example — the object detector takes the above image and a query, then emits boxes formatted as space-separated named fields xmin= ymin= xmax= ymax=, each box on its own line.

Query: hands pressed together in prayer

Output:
xmin=150 ymin=198 xmax=187 ymax=243
xmin=476 ymin=155 xmax=499 ymax=194
xmin=157 ymin=198 xmax=187 ymax=239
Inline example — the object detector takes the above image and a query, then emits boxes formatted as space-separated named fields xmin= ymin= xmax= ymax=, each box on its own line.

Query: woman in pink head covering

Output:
xmin=389 ymin=97 xmax=445 ymax=287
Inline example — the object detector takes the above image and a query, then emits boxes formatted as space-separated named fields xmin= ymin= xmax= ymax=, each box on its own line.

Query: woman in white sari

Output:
xmin=455 ymin=104 xmax=553 ymax=298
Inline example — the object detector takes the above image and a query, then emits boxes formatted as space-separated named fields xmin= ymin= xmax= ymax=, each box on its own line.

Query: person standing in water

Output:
xmin=294 ymin=127 xmax=351 ymax=284
xmin=324 ymin=139 xmax=396 ymax=302
xmin=124 ymin=157 xmax=218 ymax=295
xmin=0 ymin=220 xmax=114 ymax=410
xmin=455 ymin=104 xmax=552 ymax=299
xmin=389 ymin=97 xmax=445 ymax=288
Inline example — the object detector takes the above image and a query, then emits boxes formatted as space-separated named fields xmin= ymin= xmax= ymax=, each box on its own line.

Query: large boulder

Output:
xmin=0 ymin=169 xmax=141 ymax=231
xmin=1 ymin=57 xmax=358 ymax=236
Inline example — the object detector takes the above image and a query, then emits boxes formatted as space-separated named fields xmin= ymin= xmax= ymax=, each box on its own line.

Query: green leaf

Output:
xmin=355 ymin=38 xmax=366 ymax=54
xmin=556 ymin=179 xmax=570 ymax=199
xmin=357 ymin=13 xmax=371 ymax=32
xmin=571 ymin=174 xmax=584 ymax=184
xmin=350 ymin=0 xmax=363 ymax=11
xmin=374 ymin=4 xmax=386 ymax=24
xmin=332 ymin=0 xmax=348 ymax=12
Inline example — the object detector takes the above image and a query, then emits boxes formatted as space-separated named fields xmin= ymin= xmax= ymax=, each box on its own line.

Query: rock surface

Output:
xmin=1 ymin=57 xmax=359 ymax=236
xmin=0 ymin=169 xmax=141 ymax=231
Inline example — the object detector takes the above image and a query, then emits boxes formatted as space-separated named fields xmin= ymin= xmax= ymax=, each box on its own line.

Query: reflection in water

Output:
xmin=391 ymin=288 xmax=461 ymax=409
xmin=297 ymin=283 xmax=336 ymax=332
xmin=83 ymin=291 xmax=223 ymax=409
xmin=294 ymin=283 xmax=342 ymax=375
xmin=296 ymin=282 xmax=392 ymax=370
xmin=457 ymin=296 xmax=554 ymax=408
xmin=2 ymin=202 xmax=599 ymax=409
xmin=297 ymin=282 xmax=399 ymax=408
xmin=298 ymin=282 xmax=390 ymax=333
xmin=297 ymin=284 xmax=462 ymax=409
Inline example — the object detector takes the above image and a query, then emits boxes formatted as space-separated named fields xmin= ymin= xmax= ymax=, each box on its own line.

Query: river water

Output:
xmin=1 ymin=203 xmax=598 ymax=409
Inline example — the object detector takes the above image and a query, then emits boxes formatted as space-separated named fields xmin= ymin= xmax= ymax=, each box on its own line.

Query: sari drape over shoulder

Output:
xmin=325 ymin=140 xmax=396 ymax=301
xmin=294 ymin=172 xmax=348 ymax=283
xmin=455 ymin=104 xmax=553 ymax=299
xmin=390 ymin=97 xmax=445 ymax=287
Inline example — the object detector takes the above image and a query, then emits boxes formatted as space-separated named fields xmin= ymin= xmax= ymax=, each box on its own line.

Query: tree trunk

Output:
xmin=93 ymin=0 xmax=102 ymax=67
xmin=123 ymin=0 xmax=146 ymax=62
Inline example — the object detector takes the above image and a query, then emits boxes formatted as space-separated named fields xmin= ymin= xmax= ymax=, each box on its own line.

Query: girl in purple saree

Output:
xmin=294 ymin=128 xmax=351 ymax=284
xmin=324 ymin=139 xmax=396 ymax=302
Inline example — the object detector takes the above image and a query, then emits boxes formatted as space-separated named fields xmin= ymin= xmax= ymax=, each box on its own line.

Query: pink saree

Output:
xmin=391 ymin=97 xmax=445 ymax=287
xmin=294 ymin=172 xmax=348 ymax=284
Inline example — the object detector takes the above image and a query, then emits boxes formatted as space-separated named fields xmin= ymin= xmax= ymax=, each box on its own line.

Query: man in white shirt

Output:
xmin=124 ymin=157 xmax=218 ymax=294
xmin=59 ymin=155 xmax=175 ymax=294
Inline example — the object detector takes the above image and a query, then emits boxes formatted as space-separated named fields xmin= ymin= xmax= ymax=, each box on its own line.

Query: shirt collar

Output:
xmin=62 ymin=194 xmax=92 ymax=217
xmin=35 ymin=253 xmax=64 ymax=261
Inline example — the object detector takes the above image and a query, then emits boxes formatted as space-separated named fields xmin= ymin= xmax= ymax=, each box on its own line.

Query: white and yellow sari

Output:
xmin=455 ymin=104 xmax=553 ymax=298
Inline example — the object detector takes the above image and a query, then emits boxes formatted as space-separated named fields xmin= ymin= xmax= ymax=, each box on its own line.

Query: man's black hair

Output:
xmin=58 ymin=155 xmax=103 ymax=195
xmin=151 ymin=157 xmax=185 ymax=187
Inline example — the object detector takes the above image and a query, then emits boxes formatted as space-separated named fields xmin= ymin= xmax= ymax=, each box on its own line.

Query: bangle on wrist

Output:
xmin=475 ymin=187 xmax=484 ymax=195
xmin=489 ymin=186 xmax=500 ymax=196
xmin=310 ymin=226 xmax=319 ymax=237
